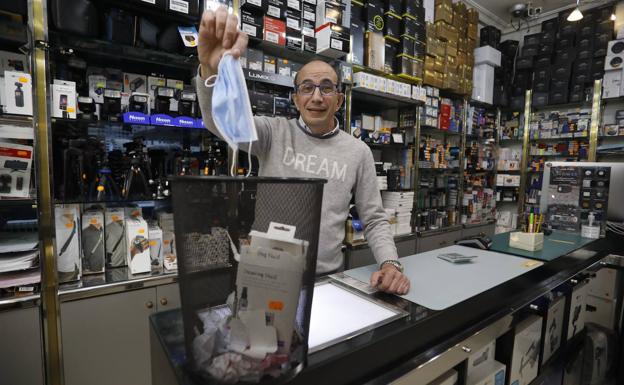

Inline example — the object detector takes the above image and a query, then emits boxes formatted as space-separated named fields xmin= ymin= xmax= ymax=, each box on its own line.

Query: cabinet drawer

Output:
xmin=157 ymin=283 xmax=181 ymax=311
xmin=462 ymin=223 xmax=495 ymax=239
xmin=417 ymin=230 xmax=462 ymax=253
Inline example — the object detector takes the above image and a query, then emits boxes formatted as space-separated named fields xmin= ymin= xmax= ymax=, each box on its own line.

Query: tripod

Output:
xmin=89 ymin=141 xmax=121 ymax=201
xmin=122 ymin=139 xmax=152 ymax=200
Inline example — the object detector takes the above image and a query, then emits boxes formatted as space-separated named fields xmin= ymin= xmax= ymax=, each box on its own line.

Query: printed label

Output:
xmin=287 ymin=0 xmax=300 ymax=9
xmin=178 ymin=26 xmax=198 ymax=47
xmin=331 ymin=38 xmax=343 ymax=51
xmin=169 ymin=0 xmax=189 ymax=14
xmin=303 ymin=10 xmax=315 ymax=21
xmin=287 ymin=18 xmax=299 ymax=29
xmin=268 ymin=5 xmax=280 ymax=18
xmin=248 ymin=0 xmax=262 ymax=5
xmin=141 ymin=0 xmax=156 ymax=4
xmin=242 ymin=24 xmax=257 ymax=36
xmin=267 ymin=31 xmax=279 ymax=44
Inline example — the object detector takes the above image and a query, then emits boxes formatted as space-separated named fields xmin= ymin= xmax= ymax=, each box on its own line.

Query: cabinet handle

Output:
xmin=146 ymin=301 xmax=154 ymax=309
xmin=160 ymin=298 xmax=168 ymax=306
xmin=461 ymin=346 xmax=472 ymax=353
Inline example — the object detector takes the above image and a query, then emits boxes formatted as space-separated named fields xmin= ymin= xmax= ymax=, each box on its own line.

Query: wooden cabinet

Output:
xmin=0 ymin=306 xmax=44 ymax=385
xmin=61 ymin=283 xmax=180 ymax=385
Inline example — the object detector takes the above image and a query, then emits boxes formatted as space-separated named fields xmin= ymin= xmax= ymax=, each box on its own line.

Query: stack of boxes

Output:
xmin=603 ymin=39 xmax=624 ymax=99
xmin=472 ymin=45 xmax=501 ymax=105
xmin=240 ymin=0 xmax=351 ymax=58
xmin=424 ymin=1 xmax=475 ymax=95
xmin=382 ymin=191 xmax=414 ymax=235
xmin=494 ymin=40 xmax=520 ymax=109
xmin=421 ymin=86 xmax=439 ymax=127
xmin=351 ymin=0 xmax=425 ymax=79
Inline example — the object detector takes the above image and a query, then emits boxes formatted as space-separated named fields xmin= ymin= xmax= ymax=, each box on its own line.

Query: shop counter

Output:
xmin=149 ymin=233 xmax=622 ymax=385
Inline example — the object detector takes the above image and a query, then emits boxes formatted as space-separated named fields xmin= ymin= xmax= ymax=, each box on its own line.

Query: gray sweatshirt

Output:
xmin=196 ymin=77 xmax=398 ymax=273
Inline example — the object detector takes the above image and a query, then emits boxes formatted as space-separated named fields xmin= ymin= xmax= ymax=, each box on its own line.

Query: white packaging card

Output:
xmin=0 ymin=142 xmax=33 ymax=198
xmin=4 ymin=71 xmax=32 ymax=116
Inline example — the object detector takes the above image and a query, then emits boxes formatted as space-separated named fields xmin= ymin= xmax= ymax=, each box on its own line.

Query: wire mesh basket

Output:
xmin=171 ymin=176 xmax=325 ymax=383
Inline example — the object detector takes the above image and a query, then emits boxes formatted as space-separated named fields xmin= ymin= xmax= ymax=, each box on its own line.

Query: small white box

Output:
xmin=467 ymin=360 xmax=506 ymax=385
xmin=568 ymin=281 xmax=588 ymax=340
xmin=51 ymin=80 xmax=77 ymax=119
xmin=509 ymin=232 xmax=544 ymax=251
xmin=88 ymin=74 xmax=107 ymax=104
xmin=542 ymin=295 xmax=565 ymax=364
xmin=81 ymin=210 xmax=105 ymax=274
xmin=4 ymin=71 xmax=32 ymax=116
xmin=163 ymin=230 xmax=177 ymax=271
xmin=315 ymin=23 xmax=350 ymax=58
xmin=587 ymin=268 xmax=619 ymax=300
xmin=0 ymin=142 xmax=33 ymax=198
xmin=603 ymin=69 xmax=622 ymax=99
xmin=149 ymin=225 xmax=164 ymax=269
xmin=56 ymin=205 xmax=82 ymax=283
xmin=148 ymin=75 xmax=166 ymax=109
xmin=496 ymin=174 xmax=506 ymax=186
xmin=474 ymin=46 xmax=502 ymax=67
xmin=508 ymin=315 xmax=542 ymax=385
xmin=467 ymin=340 xmax=496 ymax=379
xmin=362 ymin=114 xmax=375 ymax=131
xmin=126 ymin=216 xmax=151 ymax=274
xmin=105 ymin=208 xmax=127 ymax=267
xmin=472 ymin=64 xmax=495 ymax=105
xmin=0 ymin=50 xmax=28 ymax=73
xmin=123 ymin=73 xmax=147 ymax=93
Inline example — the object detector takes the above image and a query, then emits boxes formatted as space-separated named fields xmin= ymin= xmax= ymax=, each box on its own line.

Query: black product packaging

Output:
xmin=514 ymin=70 xmax=532 ymax=89
xmin=577 ymin=36 xmax=593 ymax=51
xmin=573 ymin=59 xmax=592 ymax=77
xmin=515 ymin=56 xmax=533 ymax=70
xmin=534 ymin=67 xmax=550 ymax=82
xmin=286 ymin=30 xmax=303 ymax=50
xmin=554 ymin=47 xmax=576 ymax=64
xmin=166 ymin=0 xmax=199 ymax=17
xmin=594 ymin=33 xmax=610 ymax=57
xmin=550 ymin=79 xmax=568 ymax=93
xmin=523 ymin=32 xmax=542 ymax=47
xmin=303 ymin=35 xmax=316 ymax=52
xmin=522 ymin=44 xmax=539 ymax=57
xmin=551 ymin=63 xmax=571 ymax=81
xmin=577 ymin=49 xmax=593 ymax=60
xmin=401 ymin=0 xmax=418 ymax=20
xmin=578 ymin=24 xmax=595 ymax=38
xmin=351 ymin=18 xmax=365 ymax=65
xmin=302 ymin=2 xmax=316 ymax=22
xmin=366 ymin=0 xmax=385 ymax=32
xmin=384 ymin=40 xmax=397 ymax=73
xmin=287 ymin=0 xmax=302 ymax=11
xmin=131 ymin=0 xmax=166 ymax=9
xmin=596 ymin=20 xmax=615 ymax=35
xmin=399 ymin=36 xmax=415 ymax=57
xmin=538 ymin=43 xmax=554 ymax=55
xmin=317 ymin=0 xmax=344 ymax=26
xmin=571 ymin=71 xmax=590 ymax=86
xmin=534 ymin=55 xmax=551 ymax=69
xmin=532 ymin=92 xmax=548 ymax=107
xmin=540 ymin=29 xmax=556 ymax=44
xmin=241 ymin=9 xmax=264 ymax=39
xmin=559 ymin=22 xmax=577 ymax=38
xmin=500 ymin=40 xmax=519 ymax=58
xmin=102 ymin=89 xmax=122 ymax=122
xmin=303 ymin=0 xmax=316 ymax=4
xmin=480 ymin=25 xmax=501 ymax=48
xmin=549 ymin=89 xmax=568 ymax=105
xmin=533 ymin=78 xmax=549 ymax=93
xmin=401 ymin=16 xmax=416 ymax=38
xmin=286 ymin=9 xmax=302 ymax=30
xmin=384 ymin=13 xmax=401 ymax=41
xmin=510 ymin=95 xmax=525 ymax=111
xmin=246 ymin=48 xmax=264 ymax=71
xmin=352 ymin=0 xmax=364 ymax=21
xmin=241 ymin=0 xmax=264 ymax=11
xmin=274 ymin=96 xmax=290 ymax=116
xmin=249 ymin=91 xmax=274 ymax=115
xmin=541 ymin=18 xmax=558 ymax=32
xmin=395 ymin=55 xmax=413 ymax=76
xmin=414 ymin=40 xmax=425 ymax=57
xmin=264 ymin=0 xmax=287 ymax=20
xmin=557 ymin=34 xmax=575 ymax=48
xmin=302 ymin=18 xmax=315 ymax=37
xmin=384 ymin=0 xmax=401 ymax=16
xmin=105 ymin=9 xmax=135 ymax=46
xmin=591 ymin=58 xmax=605 ymax=79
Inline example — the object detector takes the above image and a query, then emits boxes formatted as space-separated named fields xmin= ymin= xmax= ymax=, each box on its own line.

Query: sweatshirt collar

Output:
xmin=298 ymin=117 xmax=340 ymax=138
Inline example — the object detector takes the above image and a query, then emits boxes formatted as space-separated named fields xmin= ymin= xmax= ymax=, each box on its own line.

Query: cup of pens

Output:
xmin=509 ymin=210 xmax=544 ymax=251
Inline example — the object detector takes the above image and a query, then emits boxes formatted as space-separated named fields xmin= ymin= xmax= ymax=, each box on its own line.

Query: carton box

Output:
xmin=4 ymin=71 xmax=32 ymax=116
xmin=568 ymin=281 xmax=588 ymax=340
xmin=123 ymin=73 xmax=148 ymax=93
xmin=365 ymin=31 xmax=385 ymax=71
xmin=56 ymin=205 xmax=81 ymax=283
xmin=264 ymin=16 xmax=287 ymax=45
xmin=264 ymin=0 xmax=287 ymax=19
xmin=0 ymin=142 xmax=33 ymax=198
xmin=241 ymin=9 xmax=264 ymax=39
xmin=316 ymin=0 xmax=344 ymax=27
xmin=126 ymin=216 xmax=151 ymax=274
xmin=316 ymin=23 xmax=350 ymax=57
xmin=51 ymin=80 xmax=77 ymax=119
xmin=497 ymin=315 xmax=543 ymax=385
xmin=81 ymin=210 xmax=105 ymax=274
xmin=105 ymin=207 xmax=127 ymax=267
xmin=149 ymin=225 xmax=164 ymax=269
xmin=541 ymin=295 xmax=565 ymax=364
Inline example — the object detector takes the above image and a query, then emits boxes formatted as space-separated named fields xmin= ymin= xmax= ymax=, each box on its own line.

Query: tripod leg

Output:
xmin=138 ymin=167 xmax=151 ymax=198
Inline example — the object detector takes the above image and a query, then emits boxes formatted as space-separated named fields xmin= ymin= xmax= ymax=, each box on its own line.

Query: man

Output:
xmin=196 ymin=7 xmax=410 ymax=295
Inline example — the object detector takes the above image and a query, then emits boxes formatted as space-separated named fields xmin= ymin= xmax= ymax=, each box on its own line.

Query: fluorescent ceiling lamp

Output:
xmin=612 ymin=13 xmax=617 ymax=21
xmin=567 ymin=0 xmax=583 ymax=21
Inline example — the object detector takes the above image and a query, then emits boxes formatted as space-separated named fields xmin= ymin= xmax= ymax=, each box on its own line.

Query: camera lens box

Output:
xmin=286 ymin=9 xmax=302 ymax=30
xmin=149 ymin=225 xmax=164 ymax=269
xmin=126 ymin=215 xmax=151 ymax=275
xmin=264 ymin=0 xmax=287 ymax=20
xmin=263 ymin=55 xmax=277 ymax=73
xmin=241 ymin=0 xmax=263 ymax=11
xmin=384 ymin=13 xmax=400 ymax=42
xmin=366 ymin=0 xmax=385 ymax=32
xmin=351 ymin=18 xmax=365 ymax=65
xmin=316 ymin=0 xmax=344 ymax=27
xmin=302 ymin=18 xmax=316 ymax=37
xmin=303 ymin=35 xmax=317 ymax=52
xmin=51 ymin=80 xmax=77 ymax=119
xmin=287 ymin=0 xmax=302 ymax=11
xmin=302 ymin=2 xmax=316 ymax=22
xmin=246 ymin=48 xmax=264 ymax=71
xmin=315 ymin=23 xmax=350 ymax=57
xmin=81 ymin=210 xmax=105 ymax=274
xmin=286 ymin=30 xmax=303 ymax=50
xmin=264 ymin=16 xmax=286 ymax=45
xmin=56 ymin=205 xmax=82 ymax=283
xmin=105 ymin=207 xmax=127 ymax=267
xmin=241 ymin=9 xmax=264 ymax=39
xmin=4 ymin=71 xmax=32 ymax=116
xmin=277 ymin=58 xmax=292 ymax=76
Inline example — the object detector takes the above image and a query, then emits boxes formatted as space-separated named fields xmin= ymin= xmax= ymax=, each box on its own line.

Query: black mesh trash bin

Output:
xmin=171 ymin=176 xmax=325 ymax=383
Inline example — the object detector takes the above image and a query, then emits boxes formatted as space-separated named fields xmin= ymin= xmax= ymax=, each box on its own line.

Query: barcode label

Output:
xmin=248 ymin=0 xmax=262 ymax=6
xmin=267 ymin=5 xmax=280 ymax=18
xmin=302 ymin=27 xmax=314 ymax=37
xmin=242 ymin=24 xmax=257 ymax=36
xmin=266 ymin=31 xmax=279 ymax=43
xmin=287 ymin=18 xmax=299 ymax=29
xmin=304 ymin=10 xmax=315 ymax=21
xmin=169 ymin=0 xmax=189 ymax=14
xmin=288 ymin=0 xmax=300 ymax=10
xmin=142 ymin=0 xmax=156 ymax=4
xmin=331 ymin=38 xmax=343 ymax=51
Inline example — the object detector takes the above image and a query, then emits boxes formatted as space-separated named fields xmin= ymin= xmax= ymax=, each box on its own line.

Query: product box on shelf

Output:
xmin=302 ymin=18 xmax=316 ymax=37
xmin=540 ymin=295 xmax=566 ymax=365
xmin=81 ymin=210 xmax=105 ymax=274
xmin=56 ymin=205 xmax=81 ymax=283
xmin=247 ymin=48 xmax=264 ymax=71
xmin=472 ymin=64 xmax=495 ymax=104
xmin=286 ymin=9 xmax=302 ymax=30
xmin=466 ymin=340 xmax=496 ymax=379
xmin=162 ymin=230 xmax=177 ymax=270
xmin=303 ymin=35 xmax=317 ymax=53
xmin=351 ymin=18 xmax=365 ymax=65
xmin=496 ymin=314 xmax=543 ymax=385
xmin=316 ymin=23 xmax=350 ymax=57
xmin=149 ymin=224 xmax=164 ymax=269
xmin=264 ymin=16 xmax=287 ymax=45
xmin=568 ymin=281 xmax=588 ymax=340
xmin=0 ymin=50 xmax=28 ymax=73
xmin=277 ymin=58 xmax=292 ymax=76
xmin=241 ymin=0 xmax=263 ymax=11
xmin=0 ymin=141 xmax=32 ymax=198
xmin=123 ymin=73 xmax=147 ymax=93
xmin=366 ymin=0 xmax=385 ymax=32
xmin=263 ymin=55 xmax=277 ymax=73
xmin=147 ymin=75 xmax=166 ymax=110
xmin=105 ymin=207 xmax=127 ymax=268
xmin=264 ymin=0 xmax=287 ymax=19
xmin=4 ymin=71 xmax=32 ymax=116
xmin=166 ymin=0 xmax=199 ymax=17
xmin=474 ymin=46 xmax=501 ymax=67
xmin=286 ymin=30 xmax=303 ymax=50
xmin=365 ymin=31 xmax=385 ymax=71
xmin=384 ymin=13 xmax=401 ymax=41
xmin=241 ymin=9 xmax=264 ymax=39
xmin=51 ymin=80 xmax=77 ymax=119
xmin=466 ymin=360 xmax=506 ymax=385
xmin=126 ymin=215 xmax=151 ymax=275
xmin=316 ymin=0 xmax=344 ymax=27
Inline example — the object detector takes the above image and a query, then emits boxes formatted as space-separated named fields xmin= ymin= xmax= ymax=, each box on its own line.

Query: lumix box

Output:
xmin=264 ymin=0 xmax=287 ymax=19
xmin=286 ymin=9 xmax=302 ymax=30
xmin=264 ymin=16 xmax=286 ymax=45
xmin=166 ymin=0 xmax=199 ymax=17
xmin=287 ymin=0 xmax=302 ymax=11
xmin=247 ymin=48 xmax=264 ymax=71
xmin=316 ymin=0 xmax=344 ymax=27
xmin=241 ymin=0 xmax=263 ymax=10
xmin=302 ymin=19 xmax=316 ymax=37
xmin=315 ymin=23 xmax=350 ymax=57
xmin=241 ymin=9 xmax=263 ymax=39
xmin=303 ymin=35 xmax=317 ymax=53
xmin=286 ymin=30 xmax=303 ymax=50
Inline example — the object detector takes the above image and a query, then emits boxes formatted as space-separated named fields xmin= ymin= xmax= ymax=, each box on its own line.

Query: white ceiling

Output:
xmin=464 ymin=0 xmax=577 ymax=28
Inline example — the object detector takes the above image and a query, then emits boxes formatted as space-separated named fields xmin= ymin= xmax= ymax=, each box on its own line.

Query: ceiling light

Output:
xmin=567 ymin=0 xmax=583 ymax=21
xmin=611 ymin=13 xmax=617 ymax=21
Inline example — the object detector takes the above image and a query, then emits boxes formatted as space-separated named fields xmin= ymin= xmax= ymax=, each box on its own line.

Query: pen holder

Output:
xmin=509 ymin=231 xmax=544 ymax=251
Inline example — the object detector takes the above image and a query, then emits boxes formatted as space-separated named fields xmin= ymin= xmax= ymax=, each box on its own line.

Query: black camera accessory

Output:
xmin=14 ymin=82 xmax=24 ymax=107
xmin=178 ymin=90 xmax=197 ymax=117
xmin=102 ymin=89 xmax=122 ymax=122
xmin=51 ymin=0 xmax=99 ymax=37
xmin=138 ymin=17 xmax=159 ymax=48
xmin=4 ymin=160 xmax=28 ymax=171
xmin=77 ymin=96 xmax=96 ymax=120
xmin=155 ymin=87 xmax=175 ymax=114
xmin=105 ymin=8 xmax=135 ymax=45
xmin=129 ymin=93 xmax=150 ymax=114
xmin=122 ymin=138 xmax=152 ymax=200
xmin=0 ymin=174 xmax=12 ymax=193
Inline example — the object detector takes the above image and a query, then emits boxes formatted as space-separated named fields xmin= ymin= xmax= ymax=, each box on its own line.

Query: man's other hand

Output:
xmin=370 ymin=263 xmax=410 ymax=295
xmin=198 ymin=6 xmax=249 ymax=78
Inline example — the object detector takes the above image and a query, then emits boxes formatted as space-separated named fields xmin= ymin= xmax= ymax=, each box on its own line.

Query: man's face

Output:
xmin=292 ymin=61 xmax=344 ymax=133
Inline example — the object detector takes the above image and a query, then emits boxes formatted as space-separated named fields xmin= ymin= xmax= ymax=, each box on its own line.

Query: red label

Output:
xmin=0 ymin=147 xmax=32 ymax=158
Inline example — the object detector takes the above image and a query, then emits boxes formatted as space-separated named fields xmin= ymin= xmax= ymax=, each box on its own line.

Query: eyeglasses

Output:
xmin=295 ymin=81 xmax=339 ymax=96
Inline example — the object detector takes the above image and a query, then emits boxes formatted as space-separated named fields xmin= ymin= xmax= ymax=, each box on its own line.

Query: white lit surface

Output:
xmin=567 ymin=7 xmax=583 ymax=21
xmin=308 ymin=281 xmax=403 ymax=352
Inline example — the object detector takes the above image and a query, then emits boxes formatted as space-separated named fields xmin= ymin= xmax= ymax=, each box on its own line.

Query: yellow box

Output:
xmin=424 ymin=55 xmax=436 ymax=71
xmin=467 ymin=8 xmax=479 ymax=24
xmin=435 ymin=0 xmax=452 ymax=7
xmin=434 ymin=56 xmax=446 ymax=72
xmin=446 ymin=44 xmax=458 ymax=58
xmin=453 ymin=1 xmax=467 ymax=17
xmin=435 ymin=4 xmax=453 ymax=24
xmin=509 ymin=232 xmax=544 ymax=251
xmin=467 ymin=23 xmax=478 ymax=40
xmin=435 ymin=21 xmax=458 ymax=42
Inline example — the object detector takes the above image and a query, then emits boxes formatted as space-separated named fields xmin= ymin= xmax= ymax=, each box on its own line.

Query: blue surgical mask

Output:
xmin=209 ymin=53 xmax=257 ymax=157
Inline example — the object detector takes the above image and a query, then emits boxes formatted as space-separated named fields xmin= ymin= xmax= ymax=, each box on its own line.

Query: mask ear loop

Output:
xmin=246 ymin=141 xmax=252 ymax=177
xmin=229 ymin=148 xmax=237 ymax=177
xmin=204 ymin=74 xmax=218 ymax=88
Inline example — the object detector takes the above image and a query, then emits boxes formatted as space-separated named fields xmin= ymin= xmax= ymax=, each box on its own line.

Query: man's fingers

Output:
xmin=370 ymin=271 xmax=382 ymax=287
xmin=379 ymin=270 xmax=395 ymax=290
xmin=387 ymin=274 xmax=402 ymax=293
xmin=215 ymin=7 xmax=228 ymax=40
xmin=397 ymin=278 xmax=410 ymax=295
xmin=200 ymin=10 xmax=216 ymax=37
xmin=231 ymin=32 xmax=249 ymax=58
xmin=223 ymin=13 xmax=239 ymax=48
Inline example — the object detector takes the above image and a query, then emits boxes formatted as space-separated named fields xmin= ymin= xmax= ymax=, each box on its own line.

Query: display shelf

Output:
xmin=49 ymin=31 xmax=198 ymax=69
xmin=531 ymin=100 xmax=593 ymax=111
xmin=417 ymin=224 xmax=463 ymax=236
xmin=469 ymin=99 xmax=495 ymax=109
xmin=351 ymin=87 xmax=422 ymax=110
xmin=243 ymin=68 xmax=294 ymax=88
xmin=366 ymin=143 xmax=411 ymax=150
xmin=98 ymin=0 xmax=201 ymax=24
xmin=418 ymin=166 xmax=461 ymax=171
xmin=247 ymin=36 xmax=339 ymax=64
xmin=54 ymin=196 xmax=171 ymax=205
xmin=529 ymin=135 xmax=589 ymax=141
xmin=352 ymin=64 xmax=422 ymax=85
xmin=420 ymin=125 xmax=462 ymax=135
xmin=344 ymin=232 xmax=417 ymax=250
xmin=0 ymin=198 xmax=37 ymax=207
